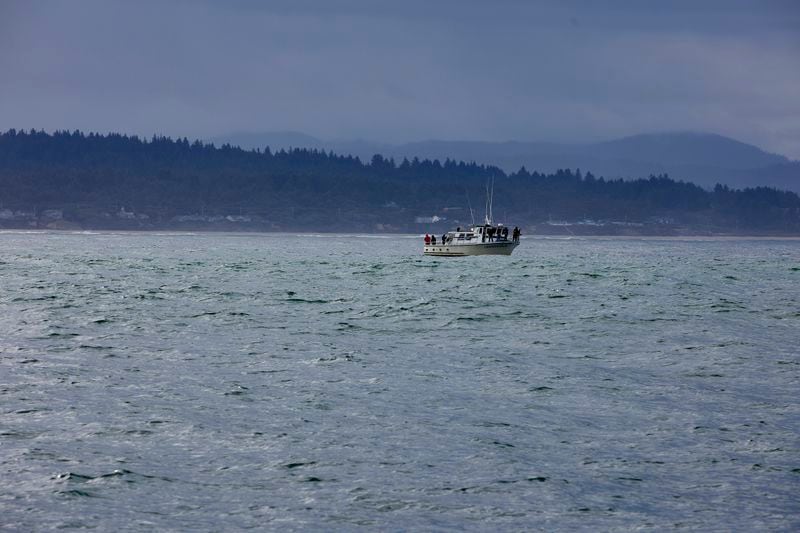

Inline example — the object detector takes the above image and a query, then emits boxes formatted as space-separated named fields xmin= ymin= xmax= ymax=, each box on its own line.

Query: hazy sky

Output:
xmin=2 ymin=0 xmax=799 ymax=157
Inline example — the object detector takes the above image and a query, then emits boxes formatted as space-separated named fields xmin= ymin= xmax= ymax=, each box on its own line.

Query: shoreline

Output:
xmin=3 ymin=228 xmax=800 ymax=240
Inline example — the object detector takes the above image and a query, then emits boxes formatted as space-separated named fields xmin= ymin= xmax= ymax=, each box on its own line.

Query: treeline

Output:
xmin=1 ymin=128 xmax=798 ymax=232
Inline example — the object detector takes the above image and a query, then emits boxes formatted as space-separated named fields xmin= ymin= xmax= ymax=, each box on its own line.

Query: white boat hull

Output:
xmin=424 ymin=241 xmax=519 ymax=256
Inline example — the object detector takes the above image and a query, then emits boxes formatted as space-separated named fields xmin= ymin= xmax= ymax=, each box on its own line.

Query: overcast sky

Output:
xmin=1 ymin=0 xmax=798 ymax=157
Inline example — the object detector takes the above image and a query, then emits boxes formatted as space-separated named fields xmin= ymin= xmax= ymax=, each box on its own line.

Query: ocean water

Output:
xmin=1 ymin=232 xmax=798 ymax=530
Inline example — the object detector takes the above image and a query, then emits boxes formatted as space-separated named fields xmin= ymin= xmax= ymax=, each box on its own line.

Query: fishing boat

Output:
xmin=423 ymin=224 xmax=520 ymax=256
xmin=423 ymin=179 xmax=521 ymax=257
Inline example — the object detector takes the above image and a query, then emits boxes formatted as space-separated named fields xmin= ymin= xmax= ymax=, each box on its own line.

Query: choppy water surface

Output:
xmin=1 ymin=232 xmax=798 ymax=530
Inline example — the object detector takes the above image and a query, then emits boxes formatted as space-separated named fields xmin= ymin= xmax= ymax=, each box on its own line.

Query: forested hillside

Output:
xmin=1 ymin=129 xmax=799 ymax=234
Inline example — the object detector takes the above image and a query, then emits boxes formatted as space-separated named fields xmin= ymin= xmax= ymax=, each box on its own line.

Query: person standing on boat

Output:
xmin=431 ymin=234 xmax=437 ymax=245
xmin=502 ymin=227 xmax=509 ymax=240
xmin=441 ymin=233 xmax=447 ymax=245
xmin=424 ymin=233 xmax=431 ymax=245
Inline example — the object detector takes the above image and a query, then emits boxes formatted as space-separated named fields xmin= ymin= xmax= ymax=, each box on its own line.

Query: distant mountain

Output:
xmin=210 ymin=131 xmax=393 ymax=162
xmin=376 ymin=133 xmax=797 ymax=192
xmin=213 ymin=131 xmax=799 ymax=192
xmin=211 ymin=131 xmax=324 ymax=151
xmin=587 ymin=132 xmax=787 ymax=169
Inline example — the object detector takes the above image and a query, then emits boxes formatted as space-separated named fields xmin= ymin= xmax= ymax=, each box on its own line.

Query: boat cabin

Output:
xmin=444 ymin=224 xmax=509 ymax=244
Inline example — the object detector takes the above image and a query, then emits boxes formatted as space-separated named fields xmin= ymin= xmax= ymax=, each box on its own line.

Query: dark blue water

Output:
xmin=1 ymin=232 xmax=798 ymax=530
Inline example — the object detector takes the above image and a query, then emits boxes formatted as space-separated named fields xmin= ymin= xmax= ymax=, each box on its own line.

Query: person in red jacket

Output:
xmin=424 ymin=233 xmax=431 ymax=245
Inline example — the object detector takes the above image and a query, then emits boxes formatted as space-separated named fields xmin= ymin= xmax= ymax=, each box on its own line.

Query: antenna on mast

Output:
xmin=484 ymin=176 xmax=495 ymax=225
xmin=485 ymin=180 xmax=490 ymax=225
xmin=490 ymin=175 xmax=495 ymax=224
xmin=466 ymin=190 xmax=476 ymax=226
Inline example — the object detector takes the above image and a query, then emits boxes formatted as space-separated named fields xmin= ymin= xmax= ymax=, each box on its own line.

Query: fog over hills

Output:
xmin=213 ymin=131 xmax=799 ymax=193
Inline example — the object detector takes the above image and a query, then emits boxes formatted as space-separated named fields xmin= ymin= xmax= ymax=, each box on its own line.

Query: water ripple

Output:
xmin=0 ymin=233 xmax=798 ymax=530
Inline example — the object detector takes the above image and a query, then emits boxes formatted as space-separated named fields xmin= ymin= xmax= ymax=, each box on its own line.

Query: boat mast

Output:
xmin=484 ymin=176 xmax=495 ymax=225
xmin=490 ymin=176 xmax=495 ymax=224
